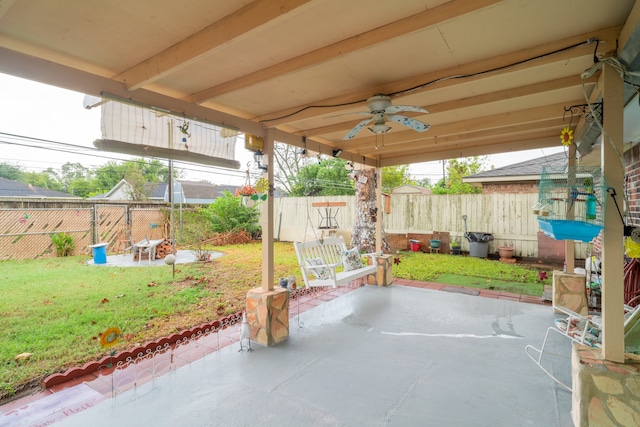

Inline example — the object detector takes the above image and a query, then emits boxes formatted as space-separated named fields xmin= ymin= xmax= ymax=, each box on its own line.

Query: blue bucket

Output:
xmin=89 ymin=243 xmax=108 ymax=264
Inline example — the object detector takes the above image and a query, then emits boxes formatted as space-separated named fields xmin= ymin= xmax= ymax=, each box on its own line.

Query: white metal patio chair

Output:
xmin=525 ymin=297 xmax=640 ymax=391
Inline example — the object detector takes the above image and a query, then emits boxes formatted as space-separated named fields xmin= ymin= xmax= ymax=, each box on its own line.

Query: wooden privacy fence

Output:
xmin=1 ymin=194 xmax=590 ymax=260
xmin=0 ymin=204 xmax=167 ymax=260
xmin=270 ymin=193 xmax=590 ymax=259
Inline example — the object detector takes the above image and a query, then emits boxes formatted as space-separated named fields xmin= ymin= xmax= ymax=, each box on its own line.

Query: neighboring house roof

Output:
xmin=0 ymin=177 xmax=80 ymax=198
xmin=464 ymin=152 xmax=567 ymax=183
xmin=391 ymin=184 xmax=432 ymax=195
xmin=96 ymin=179 xmax=222 ymax=203
xmin=180 ymin=181 xmax=217 ymax=199
xmin=145 ymin=182 xmax=168 ymax=200
xmin=215 ymin=184 xmax=240 ymax=196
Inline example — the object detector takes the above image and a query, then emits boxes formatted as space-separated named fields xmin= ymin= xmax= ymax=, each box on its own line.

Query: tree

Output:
xmin=381 ymin=165 xmax=414 ymax=193
xmin=22 ymin=170 xmax=62 ymax=191
xmin=0 ymin=162 xmax=23 ymax=180
xmin=201 ymin=191 xmax=261 ymax=236
xmin=272 ymin=143 xmax=314 ymax=194
xmin=93 ymin=158 xmax=172 ymax=193
xmin=124 ymin=167 xmax=150 ymax=201
xmin=351 ymin=168 xmax=389 ymax=253
xmin=58 ymin=162 xmax=91 ymax=194
xmin=430 ymin=156 xmax=488 ymax=194
xmin=416 ymin=176 xmax=431 ymax=187
xmin=289 ymin=157 xmax=354 ymax=196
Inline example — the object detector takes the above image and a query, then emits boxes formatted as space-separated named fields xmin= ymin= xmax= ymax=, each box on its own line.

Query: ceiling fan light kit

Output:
xmin=343 ymin=94 xmax=430 ymax=140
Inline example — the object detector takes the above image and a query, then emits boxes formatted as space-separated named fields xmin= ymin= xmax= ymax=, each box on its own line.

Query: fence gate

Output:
xmin=129 ymin=208 xmax=167 ymax=242
xmin=0 ymin=207 xmax=93 ymax=260
xmin=95 ymin=204 xmax=128 ymax=251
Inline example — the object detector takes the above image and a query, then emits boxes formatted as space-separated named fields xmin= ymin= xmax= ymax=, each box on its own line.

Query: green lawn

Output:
xmin=0 ymin=243 xmax=551 ymax=401
xmin=392 ymin=251 xmax=550 ymax=296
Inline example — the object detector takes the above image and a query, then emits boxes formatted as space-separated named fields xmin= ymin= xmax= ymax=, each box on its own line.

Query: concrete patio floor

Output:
xmin=1 ymin=284 xmax=573 ymax=426
xmin=85 ymin=250 xmax=220 ymax=267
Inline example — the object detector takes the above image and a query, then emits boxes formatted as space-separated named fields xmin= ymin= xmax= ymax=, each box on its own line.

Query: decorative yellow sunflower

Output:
xmin=254 ymin=177 xmax=270 ymax=194
xmin=99 ymin=326 xmax=122 ymax=348
xmin=560 ymin=127 xmax=574 ymax=146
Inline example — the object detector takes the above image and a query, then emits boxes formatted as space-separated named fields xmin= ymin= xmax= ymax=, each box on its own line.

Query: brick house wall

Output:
xmin=625 ymin=145 xmax=640 ymax=227
xmin=481 ymin=182 xmax=538 ymax=194
xmin=589 ymin=144 xmax=640 ymax=257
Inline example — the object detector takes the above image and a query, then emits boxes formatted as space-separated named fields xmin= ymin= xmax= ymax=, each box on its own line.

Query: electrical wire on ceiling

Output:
xmin=258 ymin=37 xmax=599 ymax=124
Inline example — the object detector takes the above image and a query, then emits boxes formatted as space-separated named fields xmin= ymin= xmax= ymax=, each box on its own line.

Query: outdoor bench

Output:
xmin=293 ymin=237 xmax=377 ymax=288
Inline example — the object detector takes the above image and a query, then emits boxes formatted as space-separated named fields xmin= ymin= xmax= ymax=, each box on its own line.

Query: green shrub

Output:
xmin=202 ymin=191 xmax=261 ymax=236
xmin=51 ymin=232 xmax=75 ymax=257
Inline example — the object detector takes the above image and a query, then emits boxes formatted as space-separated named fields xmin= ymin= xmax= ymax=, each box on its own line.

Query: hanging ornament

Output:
xmin=560 ymin=127 xmax=573 ymax=146
xmin=177 ymin=121 xmax=191 ymax=142
xmin=255 ymin=177 xmax=269 ymax=194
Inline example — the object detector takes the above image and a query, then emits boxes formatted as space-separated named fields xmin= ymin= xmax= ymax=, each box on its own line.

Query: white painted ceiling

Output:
xmin=0 ymin=0 xmax=638 ymax=168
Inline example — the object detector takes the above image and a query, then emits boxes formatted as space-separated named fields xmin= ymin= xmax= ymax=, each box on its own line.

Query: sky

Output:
xmin=0 ymin=73 xmax=565 ymax=187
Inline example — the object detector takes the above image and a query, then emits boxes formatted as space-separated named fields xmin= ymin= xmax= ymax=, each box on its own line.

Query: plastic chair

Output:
xmin=114 ymin=225 xmax=132 ymax=255
xmin=525 ymin=298 xmax=640 ymax=391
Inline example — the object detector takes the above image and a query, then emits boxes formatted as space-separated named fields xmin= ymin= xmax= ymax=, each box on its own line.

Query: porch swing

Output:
xmin=293 ymin=198 xmax=378 ymax=288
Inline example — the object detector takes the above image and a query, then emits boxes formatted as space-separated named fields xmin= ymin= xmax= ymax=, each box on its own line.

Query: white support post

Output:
xmin=375 ymin=159 xmax=383 ymax=254
xmin=262 ymin=128 xmax=275 ymax=291
xmin=600 ymin=62 xmax=625 ymax=362
xmin=565 ymin=143 xmax=576 ymax=273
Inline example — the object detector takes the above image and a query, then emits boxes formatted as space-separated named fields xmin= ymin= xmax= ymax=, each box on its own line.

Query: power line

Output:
xmin=0 ymin=133 xmax=246 ymax=180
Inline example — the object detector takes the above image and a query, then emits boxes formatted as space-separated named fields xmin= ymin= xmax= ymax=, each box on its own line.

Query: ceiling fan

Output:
xmin=343 ymin=94 xmax=430 ymax=140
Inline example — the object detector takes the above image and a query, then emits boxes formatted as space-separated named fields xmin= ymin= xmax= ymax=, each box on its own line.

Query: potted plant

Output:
xmin=235 ymin=185 xmax=257 ymax=206
xmin=451 ymin=241 xmax=461 ymax=255
xmin=51 ymin=232 xmax=75 ymax=257
xmin=498 ymin=244 xmax=514 ymax=260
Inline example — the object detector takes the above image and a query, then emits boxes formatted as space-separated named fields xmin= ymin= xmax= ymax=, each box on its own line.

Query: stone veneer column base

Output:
xmin=553 ymin=270 xmax=588 ymax=315
xmin=368 ymin=255 xmax=393 ymax=286
xmin=246 ymin=287 xmax=289 ymax=347
xmin=572 ymin=345 xmax=640 ymax=426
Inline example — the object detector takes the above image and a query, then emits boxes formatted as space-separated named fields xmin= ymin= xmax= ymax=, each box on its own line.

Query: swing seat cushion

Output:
xmin=306 ymin=257 xmax=332 ymax=280
xmin=341 ymin=246 xmax=364 ymax=271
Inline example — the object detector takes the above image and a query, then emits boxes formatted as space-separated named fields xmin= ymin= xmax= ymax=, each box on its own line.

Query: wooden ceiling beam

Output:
xmin=115 ymin=0 xmax=312 ymax=91
xmin=187 ymin=0 xmax=501 ymax=104
xmin=350 ymin=118 xmax=566 ymax=156
xmin=378 ymin=131 xmax=561 ymax=167
xmin=347 ymin=119 xmax=565 ymax=160
xmin=299 ymin=75 xmax=595 ymax=137
xmin=343 ymin=101 xmax=577 ymax=149
xmin=256 ymin=25 xmax=620 ymax=127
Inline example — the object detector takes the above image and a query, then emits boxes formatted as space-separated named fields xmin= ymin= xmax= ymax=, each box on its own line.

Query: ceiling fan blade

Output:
xmin=386 ymin=105 xmax=428 ymax=114
xmin=388 ymin=115 xmax=431 ymax=132
xmin=343 ymin=118 xmax=373 ymax=140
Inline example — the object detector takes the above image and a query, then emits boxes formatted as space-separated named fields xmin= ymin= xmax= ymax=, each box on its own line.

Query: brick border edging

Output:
xmin=40 ymin=286 xmax=330 ymax=389
xmin=42 ymin=311 xmax=244 ymax=388
xmin=392 ymin=279 xmax=547 ymax=305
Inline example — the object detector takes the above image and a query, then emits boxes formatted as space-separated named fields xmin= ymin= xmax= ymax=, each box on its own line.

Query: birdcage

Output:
xmin=536 ymin=166 xmax=607 ymax=242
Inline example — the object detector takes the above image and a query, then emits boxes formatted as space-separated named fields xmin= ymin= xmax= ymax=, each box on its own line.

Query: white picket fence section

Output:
xmin=269 ymin=194 xmax=590 ymax=259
